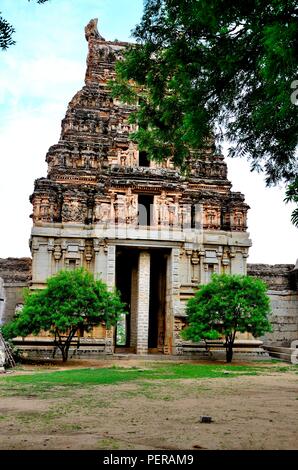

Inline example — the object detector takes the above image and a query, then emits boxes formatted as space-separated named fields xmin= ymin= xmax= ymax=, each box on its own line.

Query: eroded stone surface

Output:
xmin=247 ymin=264 xmax=295 ymax=291
xmin=0 ymin=258 xmax=31 ymax=283
xmin=248 ymin=264 xmax=298 ymax=345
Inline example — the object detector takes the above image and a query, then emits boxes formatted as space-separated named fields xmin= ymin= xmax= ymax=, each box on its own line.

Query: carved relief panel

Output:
xmin=117 ymin=142 xmax=138 ymax=167
xmin=125 ymin=189 xmax=138 ymax=225
xmin=154 ymin=192 xmax=180 ymax=227
xmin=94 ymin=198 xmax=111 ymax=224
xmin=61 ymin=194 xmax=87 ymax=223
xmin=203 ymin=204 xmax=221 ymax=230
xmin=230 ymin=208 xmax=247 ymax=231
xmin=32 ymin=194 xmax=58 ymax=223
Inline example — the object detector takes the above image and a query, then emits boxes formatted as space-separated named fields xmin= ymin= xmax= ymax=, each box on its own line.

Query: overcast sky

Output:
xmin=0 ymin=0 xmax=297 ymax=264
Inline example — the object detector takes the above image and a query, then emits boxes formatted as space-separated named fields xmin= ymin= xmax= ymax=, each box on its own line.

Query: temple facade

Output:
xmin=29 ymin=20 xmax=251 ymax=356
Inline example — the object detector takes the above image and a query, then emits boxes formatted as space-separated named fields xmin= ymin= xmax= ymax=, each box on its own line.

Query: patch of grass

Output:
xmin=61 ymin=423 xmax=83 ymax=432
xmin=97 ymin=438 xmax=120 ymax=450
xmin=274 ymin=366 xmax=292 ymax=372
xmin=0 ymin=362 xmax=296 ymax=393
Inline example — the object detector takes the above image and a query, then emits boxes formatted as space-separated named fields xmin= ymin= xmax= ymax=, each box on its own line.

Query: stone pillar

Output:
xmin=31 ymin=239 xmax=40 ymax=285
xmin=185 ymin=249 xmax=192 ymax=284
xmin=47 ymin=239 xmax=55 ymax=277
xmin=93 ymin=239 xmax=107 ymax=282
xmin=130 ymin=265 xmax=138 ymax=351
xmin=242 ymin=251 xmax=249 ymax=275
xmin=106 ymin=244 xmax=116 ymax=290
xmin=106 ymin=244 xmax=116 ymax=354
xmin=136 ymin=251 xmax=151 ymax=355
xmin=167 ymin=248 xmax=180 ymax=354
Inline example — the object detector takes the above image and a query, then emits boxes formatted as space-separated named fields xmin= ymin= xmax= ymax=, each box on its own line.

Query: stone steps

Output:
xmin=267 ymin=351 xmax=292 ymax=362
xmin=263 ymin=345 xmax=296 ymax=363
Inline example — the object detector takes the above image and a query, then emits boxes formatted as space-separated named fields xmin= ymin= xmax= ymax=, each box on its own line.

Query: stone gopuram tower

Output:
xmin=30 ymin=19 xmax=251 ymax=356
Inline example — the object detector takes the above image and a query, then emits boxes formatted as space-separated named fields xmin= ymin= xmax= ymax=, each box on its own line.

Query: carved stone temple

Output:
xmin=29 ymin=19 xmax=253 ymax=357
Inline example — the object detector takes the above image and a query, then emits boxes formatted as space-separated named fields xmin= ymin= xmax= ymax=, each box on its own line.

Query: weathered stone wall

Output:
xmin=0 ymin=258 xmax=31 ymax=325
xmin=248 ymin=263 xmax=298 ymax=346
xmin=247 ymin=264 xmax=294 ymax=291
xmin=0 ymin=258 xmax=32 ymax=283
xmin=264 ymin=291 xmax=298 ymax=345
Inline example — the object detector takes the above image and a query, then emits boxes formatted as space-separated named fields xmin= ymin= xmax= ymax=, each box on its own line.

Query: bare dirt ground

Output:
xmin=0 ymin=360 xmax=297 ymax=450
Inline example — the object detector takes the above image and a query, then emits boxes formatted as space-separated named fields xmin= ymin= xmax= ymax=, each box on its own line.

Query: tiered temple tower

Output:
xmin=30 ymin=19 xmax=251 ymax=356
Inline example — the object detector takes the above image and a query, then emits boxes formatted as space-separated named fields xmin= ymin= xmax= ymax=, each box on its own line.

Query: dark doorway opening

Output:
xmin=115 ymin=247 xmax=169 ymax=354
xmin=115 ymin=249 xmax=138 ymax=350
xmin=138 ymin=195 xmax=154 ymax=226
xmin=139 ymin=151 xmax=150 ymax=167
xmin=148 ymin=251 xmax=167 ymax=352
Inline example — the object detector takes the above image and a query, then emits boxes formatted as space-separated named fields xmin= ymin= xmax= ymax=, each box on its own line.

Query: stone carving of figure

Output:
xmin=168 ymin=198 xmax=179 ymax=227
xmin=118 ymin=148 xmax=128 ymax=166
xmin=156 ymin=191 xmax=170 ymax=226
xmin=128 ymin=142 xmax=138 ymax=166
xmin=126 ymin=189 xmax=138 ymax=224
xmin=114 ymin=194 xmax=126 ymax=223
xmin=95 ymin=202 xmax=110 ymax=223
xmin=100 ymin=203 xmax=110 ymax=223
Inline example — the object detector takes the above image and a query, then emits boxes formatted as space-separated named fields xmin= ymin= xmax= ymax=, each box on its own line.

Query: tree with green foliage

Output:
xmin=284 ymin=178 xmax=298 ymax=227
xmin=113 ymin=0 xmax=298 ymax=221
xmin=0 ymin=1 xmax=48 ymax=50
xmin=2 ymin=268 xmax=126 ymax=362
xmin=182 ymin=274 xmax=272 ymax=363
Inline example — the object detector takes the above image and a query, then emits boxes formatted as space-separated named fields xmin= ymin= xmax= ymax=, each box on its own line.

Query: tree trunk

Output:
xmin=61 ymin=347 xmax=68 ymax=362
xmin=226 ymin=342 xmax=234 ymax=363
xmin=56 ymin=328 xmax=78 ymax=362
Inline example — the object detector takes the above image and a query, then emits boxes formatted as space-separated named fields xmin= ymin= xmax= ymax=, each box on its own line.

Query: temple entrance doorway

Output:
xmin=115 ymin=247 xmax=169 ymax=354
